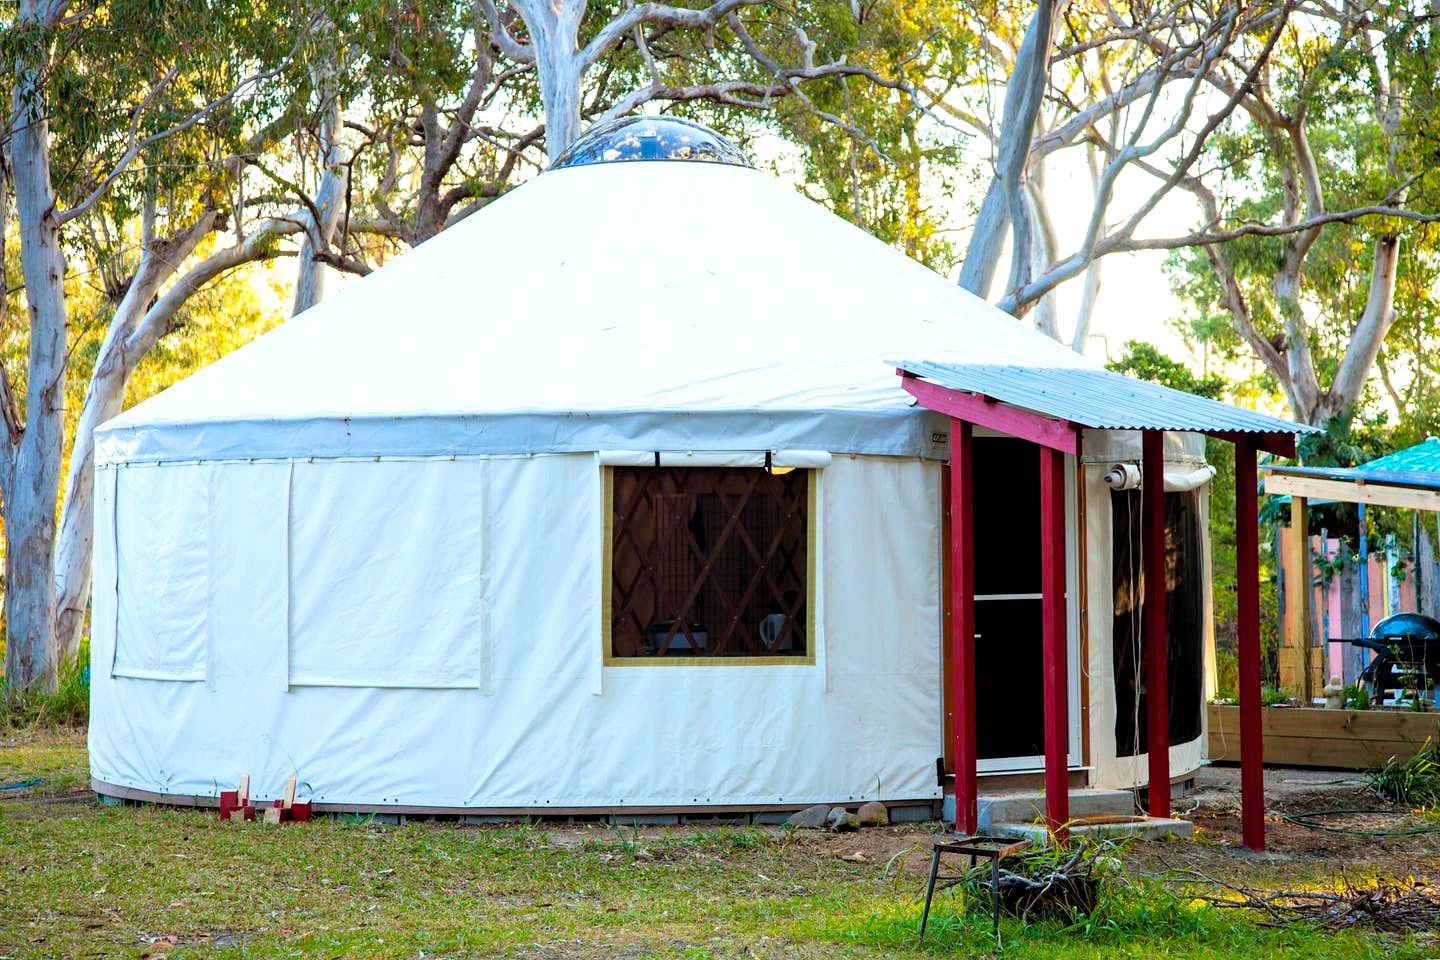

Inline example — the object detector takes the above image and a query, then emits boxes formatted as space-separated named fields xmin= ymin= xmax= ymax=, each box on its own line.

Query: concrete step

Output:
xmin=976 ymin=788 xmax=1135 ymax=830
xmin=988 ymin=815 xmax=1193 ymax=846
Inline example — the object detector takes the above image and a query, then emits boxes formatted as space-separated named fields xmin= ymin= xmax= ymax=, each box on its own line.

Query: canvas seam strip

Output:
xmin=282 ymin=460 xmax=294 ymax=692
xmin=108 ymin=466 xmax=121 ymax=679
xmin=478 ymin=457 xmax=493 ymax=695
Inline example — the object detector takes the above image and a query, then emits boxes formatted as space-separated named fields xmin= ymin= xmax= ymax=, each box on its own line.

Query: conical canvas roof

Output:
xmin=97 ymin=153 xmax=1091 ymax=464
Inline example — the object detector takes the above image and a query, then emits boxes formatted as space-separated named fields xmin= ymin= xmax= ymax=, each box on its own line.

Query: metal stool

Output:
xmin=919 ymin=835 xmax=1031 ymax=940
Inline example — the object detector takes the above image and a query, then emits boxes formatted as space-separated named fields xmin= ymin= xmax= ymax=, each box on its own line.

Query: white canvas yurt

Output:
xmin=90 ymin=117 xmax=1219 ymax=816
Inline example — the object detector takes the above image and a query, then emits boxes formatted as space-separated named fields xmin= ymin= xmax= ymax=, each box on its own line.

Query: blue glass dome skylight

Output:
xmin=552 ymin=116 xmax=752 ymax=170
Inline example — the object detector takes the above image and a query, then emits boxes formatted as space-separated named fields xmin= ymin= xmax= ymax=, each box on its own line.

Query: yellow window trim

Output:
xmin=601 ymin=465 xmax=818 ymax=667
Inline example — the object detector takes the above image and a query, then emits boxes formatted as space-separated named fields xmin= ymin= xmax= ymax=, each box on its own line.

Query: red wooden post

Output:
xmin=1142 ymin=430 xmax=1171 ymax=818
xmin=951 ymin=418 xmax=978 ymax=835
xmin=1039 ymin=445 xmax=1069 ymax=835
xmin=1235 ymin=437 xmax=1266 ymax=851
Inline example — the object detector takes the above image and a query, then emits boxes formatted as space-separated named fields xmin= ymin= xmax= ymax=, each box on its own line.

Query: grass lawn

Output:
xmin=3 ymin=727 xmax=1437 ymax=959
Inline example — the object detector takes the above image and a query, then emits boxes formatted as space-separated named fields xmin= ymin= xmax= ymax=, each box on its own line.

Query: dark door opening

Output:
xmin=971 ymin=437 xmax=1047 ymax=762
xmin=1112 ymin=488 xmax=1205 ymax=756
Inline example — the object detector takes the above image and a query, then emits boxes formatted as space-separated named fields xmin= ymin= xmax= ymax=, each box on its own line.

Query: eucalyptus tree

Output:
xmin=950 ymin=0 xmax=1438 ymax=428
xmin=477 ymin=0 xmax=932 ymax=163
xmin=1161 ymin=0 xmax=1440 ymax=425
xmin=953 ymin=0 xmax=1297 ymax=321
xmin=286 ymin=0 xmax=963 ymax=282
xmin=0 ymin=1 xmax=333 ymax=688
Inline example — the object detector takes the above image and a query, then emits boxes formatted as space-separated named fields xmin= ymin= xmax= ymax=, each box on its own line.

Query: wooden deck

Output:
xmin=1208 ymin=703 xmax=1440 ymax=769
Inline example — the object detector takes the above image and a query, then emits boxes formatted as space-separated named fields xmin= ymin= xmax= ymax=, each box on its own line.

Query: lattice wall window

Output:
xmin=605 ymin=466 xmax=814 ymax=662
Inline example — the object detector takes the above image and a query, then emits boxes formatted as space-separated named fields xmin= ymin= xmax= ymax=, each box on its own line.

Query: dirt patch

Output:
xmin=1124 ymin=764 xmax=1440 ymax=880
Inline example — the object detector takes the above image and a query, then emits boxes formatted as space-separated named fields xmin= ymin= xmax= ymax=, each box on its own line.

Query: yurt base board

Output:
xmin=90 ymin=779 xmax=941 ymax=824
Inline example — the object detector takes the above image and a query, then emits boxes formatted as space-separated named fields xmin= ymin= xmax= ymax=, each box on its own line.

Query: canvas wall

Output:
xmin=1081 ymin=431 xmax=1212 ymax=791
xmin=89 ymin=453 xmax=944 ymax=809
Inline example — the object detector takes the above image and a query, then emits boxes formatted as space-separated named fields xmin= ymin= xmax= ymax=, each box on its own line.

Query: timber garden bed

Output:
xmin=1208 ymin=702 xmax=1440 ymax=769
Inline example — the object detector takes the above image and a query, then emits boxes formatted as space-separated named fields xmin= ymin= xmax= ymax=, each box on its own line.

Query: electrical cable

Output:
xmin=1279 ymin=808 xmax=1440 ymax=837
xmin=0 ymin=779 xmax=43 ymax=791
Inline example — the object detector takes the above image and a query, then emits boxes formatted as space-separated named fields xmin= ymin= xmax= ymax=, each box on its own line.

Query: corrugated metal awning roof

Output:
xmin=1355 ymin=436 xmax=1440 ymax=474
xmin=894 ymin=361 xmax=1316 ymax=435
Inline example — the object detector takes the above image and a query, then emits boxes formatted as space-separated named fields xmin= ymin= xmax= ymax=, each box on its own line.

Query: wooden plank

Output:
xmin=898 ymin=374 xmax=1081 ymax=455
xmin=1208 ymin=704 xmax=1439 ymax=769
xmin=1040 ymin=446 xmax=1069 ymax=834
xmin=1211 ymin=732 xmax=1418 ymax=769
xmin=1142 ymin=430 xmax=1170 ymax=817
xmin=950 ymin=419 xmax=978 ymax=835
xmin=1211 ymin=706 xmax=1440 ymax=742
xmin=1207 ymin=430 xmax=1296 ymax=458
xmin=1234 ymin=437 xmax=1266 ymax=850
xmin=1266 ymin=472 xmax=1440 ymax=512
xmin=1286 ymin=496 xmax=1314 ymax=701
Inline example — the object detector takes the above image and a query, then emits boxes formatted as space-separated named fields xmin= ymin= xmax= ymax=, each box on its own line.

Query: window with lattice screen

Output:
xmin=607 ymin=466 xmax=812 ymax=662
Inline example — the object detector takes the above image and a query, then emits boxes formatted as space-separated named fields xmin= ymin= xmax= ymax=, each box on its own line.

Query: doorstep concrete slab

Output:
xmin=977 ymin=789 xmax=1135 ymax=830
xmin=988 ymin=816 xmax=1194 ymax=846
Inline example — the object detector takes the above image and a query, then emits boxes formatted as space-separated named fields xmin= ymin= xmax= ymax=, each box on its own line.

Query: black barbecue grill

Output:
xmin=1330 ymin=612 xmax=1440 ymax=696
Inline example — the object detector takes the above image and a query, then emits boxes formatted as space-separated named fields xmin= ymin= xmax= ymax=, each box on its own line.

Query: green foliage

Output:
xmin=1261 ymin=685 xmax=1292 ymax=707
xmin=1163 ymin=1 xmax=1440 ymax=427
xmin=1369 ymin=733 xmax=1440 ymax=806
xmin=1344 ymin=684 xmax=1372 ymax=710
xmin=1106 ymin=341 xmax=1227 ymax=399
xmin=0 ymin=638 xmax=89 ymax=730
xmin=3 ymin=724 xmax=1429 ymax=960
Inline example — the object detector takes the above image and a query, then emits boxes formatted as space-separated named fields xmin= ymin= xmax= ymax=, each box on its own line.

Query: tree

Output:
xmin=478 ymin=0 xmax=928 ymax=161
xmin=1165 ymin=0 xmax=1440 ymax=425
xmin=946 ymin=0 xmax=1438 ymax=432
xmin=4 ymin=0 xmax=72 ymax=689
xmin=0 ymin=1 xmax=329 ymax=688
xmin=1105 ymin=339 xmax=1226 ymax=399
xmin=954 ymin=0 xmax=1298 ymax=319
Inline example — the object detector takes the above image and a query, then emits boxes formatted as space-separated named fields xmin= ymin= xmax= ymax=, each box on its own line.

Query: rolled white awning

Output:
xmin=597 ymin=449 xmax=832 ymax=469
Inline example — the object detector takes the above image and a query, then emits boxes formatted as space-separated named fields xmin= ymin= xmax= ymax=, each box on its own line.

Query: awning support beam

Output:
xmin=899 ymin=372 xmax=1080 ymax=455
xmin=1205 ymin=430 xmax=1296 ymax=458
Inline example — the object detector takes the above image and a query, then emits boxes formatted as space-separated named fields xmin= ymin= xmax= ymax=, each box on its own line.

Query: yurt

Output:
xmin=90 ymin=116 xmax=1235 ymax=817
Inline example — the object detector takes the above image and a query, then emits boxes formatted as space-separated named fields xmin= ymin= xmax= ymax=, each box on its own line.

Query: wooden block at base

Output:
xmin=263 ymin=806 xmax=282 ymax=824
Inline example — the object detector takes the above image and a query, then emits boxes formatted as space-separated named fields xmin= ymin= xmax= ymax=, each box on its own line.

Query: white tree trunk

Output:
xmin=506 ymin=0 xmax=585 ymax=161
xmin=292 ymin=40 xmax=348 ymax=314
xmin=52 ymin=211 xmax=219 ymax=660
xmin=1023 ymin=176 xmax=1060 ymax=339
xmin=1070 ymin=257 xmax=1103 ymax=353
xmin=6 ymin=9 xmax=68 ymax=690
xmin=957 ymin=0 xmax=1055 ymax=299
xmin=1320 ymin=234 xmax=1401 ymax=422
xmin=958 ymin=181 xmax=1009 ymax=299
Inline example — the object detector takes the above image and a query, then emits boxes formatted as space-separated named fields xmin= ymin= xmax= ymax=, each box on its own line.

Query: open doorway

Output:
xmin=942 ymin=435 xmax=1081 ymax=773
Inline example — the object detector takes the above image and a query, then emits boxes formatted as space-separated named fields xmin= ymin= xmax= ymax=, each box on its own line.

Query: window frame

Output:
xmin=601 ymin=464 xmax=819 ymax=667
